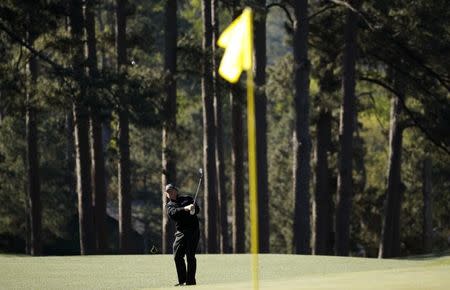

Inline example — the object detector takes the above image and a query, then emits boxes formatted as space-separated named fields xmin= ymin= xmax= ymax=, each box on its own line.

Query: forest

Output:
xmin=0 ymin=0 xmax=449 ymax=259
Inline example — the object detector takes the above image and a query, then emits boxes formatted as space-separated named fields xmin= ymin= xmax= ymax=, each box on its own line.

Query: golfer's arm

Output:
xmin=167 ymin=204 xmax=186 ymax=219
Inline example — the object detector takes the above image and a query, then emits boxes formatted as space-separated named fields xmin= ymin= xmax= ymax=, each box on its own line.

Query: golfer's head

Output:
xmin=165 ymin=184 xmax=178 ymax=200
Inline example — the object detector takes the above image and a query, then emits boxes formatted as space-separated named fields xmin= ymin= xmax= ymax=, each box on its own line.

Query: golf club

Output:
xmin=193 ymin=168 xmax=203 ymax=204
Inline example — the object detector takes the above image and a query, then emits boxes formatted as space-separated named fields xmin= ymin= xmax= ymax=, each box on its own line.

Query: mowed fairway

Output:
xmin=0 ymin=254 xmax=449 ymax=289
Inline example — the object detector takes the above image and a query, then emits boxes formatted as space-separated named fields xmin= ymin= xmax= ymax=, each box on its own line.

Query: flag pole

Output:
xmin=216 ymin=7 xmax=259 ymax=288
xmin=246 ymin=8 xmax=259 ymax=290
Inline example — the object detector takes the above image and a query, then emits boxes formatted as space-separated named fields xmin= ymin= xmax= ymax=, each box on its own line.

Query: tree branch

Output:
xmin=360 ymin=76 xmax=450 ymax=155
xmin=266 ymin=3 xmax=294 ymax=27
xmin=366 ymin=49 xmax=447 ymax=105
xmin=326 ymin=0 xmax=377 ymax=31
xmin=384 ymin=32 xmax=450 ymax=92
xmin=0 ymin=21 xmax=68 ymax=75
xmin=308 ymin=3 xmax=337 ymax=21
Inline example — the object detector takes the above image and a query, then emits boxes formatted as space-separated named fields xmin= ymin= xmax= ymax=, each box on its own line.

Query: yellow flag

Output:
xmin=217 ymin=8 xmax=253 ymax=83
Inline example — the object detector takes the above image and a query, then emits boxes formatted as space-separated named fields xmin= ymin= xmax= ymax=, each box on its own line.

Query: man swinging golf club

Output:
xmin=165 ymin=169 xmax=203 ymax=286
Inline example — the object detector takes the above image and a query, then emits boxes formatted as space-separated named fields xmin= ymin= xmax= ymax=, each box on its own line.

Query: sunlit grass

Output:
xmin=1 ymin=253 xmax=449 ymax=289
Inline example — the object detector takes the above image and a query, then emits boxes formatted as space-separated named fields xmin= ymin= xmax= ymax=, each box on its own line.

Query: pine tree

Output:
xmin=202 ymin=0 xmax=218 ymax=253
xmin=162 ymin=0 xmax=177 ymax=254
xmin=293 ymin=0 xmax=312 ymax=255
xmin=116 ymin=0 xmax=132 ymax=254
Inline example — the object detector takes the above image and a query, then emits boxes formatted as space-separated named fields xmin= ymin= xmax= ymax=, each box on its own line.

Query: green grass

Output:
xmin=0 ymin=254 xmax=449 ymax=289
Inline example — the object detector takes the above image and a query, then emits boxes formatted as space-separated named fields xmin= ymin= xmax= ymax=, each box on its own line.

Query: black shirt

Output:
xmin=166 ymin=195 xmax=200 ymax=232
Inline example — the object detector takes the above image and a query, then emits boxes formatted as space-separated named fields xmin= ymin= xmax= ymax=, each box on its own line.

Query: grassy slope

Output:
xmin=0 ymin=254 xmax=449 ymax=289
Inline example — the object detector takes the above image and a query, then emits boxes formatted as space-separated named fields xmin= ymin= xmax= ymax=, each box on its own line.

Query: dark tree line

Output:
xmin=0 ymin=0 xmax=448 ymax=257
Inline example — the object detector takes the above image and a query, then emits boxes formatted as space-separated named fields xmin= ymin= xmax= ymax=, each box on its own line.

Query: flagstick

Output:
xmin=247 ymin=68 xmax=259 ymax=290
xmin=216 ymin=6 xmax=259 ymax=289
xmin=246 ymin=11 xmax=259 ymax=287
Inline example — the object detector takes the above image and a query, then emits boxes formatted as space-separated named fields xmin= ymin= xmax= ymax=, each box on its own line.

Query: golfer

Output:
xmin=165 ymin=183 xmax=200 ymax=286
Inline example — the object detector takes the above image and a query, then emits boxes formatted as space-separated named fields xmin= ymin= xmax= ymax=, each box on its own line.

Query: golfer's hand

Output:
xmin=184 ymin=204 xmax=195 ymax=215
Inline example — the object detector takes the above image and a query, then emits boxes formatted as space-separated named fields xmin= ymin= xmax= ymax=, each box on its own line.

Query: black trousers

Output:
xmin=173 ymin=229 xmax=200 ymax=284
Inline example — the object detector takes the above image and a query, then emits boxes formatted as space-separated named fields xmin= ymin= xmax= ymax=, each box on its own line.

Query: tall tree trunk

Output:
xmin=313 ymin=109 xmax=332 ymax=255
xmin=97 ymin=6 xmax=113 ymax=218
xmin=91 ymin=111 xmax=108 ymax=253
xmin=0 ymin=104 xmax=3 ymax=124
xmin=335 ymin=0 xmax=360 ymax=256
xmin=212 ymin=0 xmax=229 ymax=254
xmin=254 ymin=0 xmax=270 ymax=253
xmin=65 ymin=15 xmax=76 ymax=205
xmin=116 ymin=0 xmax=131 ymax=254
xmin=422 ymin=157 xmax=432 ymax=253
xmin=26 ymin=66 xmax=42 ymax=257
xmin=24 ymin=182 xmax=31 ymax=255
xmin=70 ymin=0 xmax=95 ymax=255
xmin=379 ymin=94 xmax=404 ymax=258
xmin=229 ymin=0 xmax=245 ymax=254
xmin=66 ymin=112 xmax=76 ymax=198
xmin=231 ymin=85 xmax=245 ymax=253
xmin=26 ymin=22 xmax=42 ymax=256
xmin=293 ymin=0 xmax=312 ymax=255
xmin=21 ymin=133 xmax=30 ymax=255
xmin=202 ymin=0 xmax=218 ymax=253
xmin=162 ymin=0 xmax=177 ymax=254
xmin=85 ymin=0 xmax=108 ymax=253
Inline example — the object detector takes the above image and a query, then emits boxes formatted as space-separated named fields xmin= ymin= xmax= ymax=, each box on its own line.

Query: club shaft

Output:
xmin=193 ymin=176 xmax=203 ymax=203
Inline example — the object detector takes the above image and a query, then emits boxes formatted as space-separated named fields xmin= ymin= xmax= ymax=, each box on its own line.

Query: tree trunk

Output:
xmin=25 ymin=98 xmax=41 ymax=256
xmin=66 ymin=112 xmax=76 ymax=198
xmin=254 ymin=0 xmax=270 ymax=254
xmin=228 ymin=1 xmax=245 ymax=254
xmin=70 ymin=0 xmax=95 ymax=255
xmin=97 ymin=7 xmax=113 ymax=222
xmin=202 ymin=0 xmax=218 ymax=253
xmin=91 ymin=114 xmax=107 ymax=253
xmin=335 ymin=0 xmax=360 ymax=256
xmin=379 ymin=95 xmax=404 ymax=258
xmin=24 ymin=182 xmax=31 ymax=255
xmin=211 ymin=0 xmax=229 ymax=254
xmin=422 ymin=157 xmax=432 ymax=253
xmin=231 ymin=85 xmax=245 ymax=253
xmin=313 ymin=110 xmax=332 ymax=255
xmin=26 ymin=26 xmax=42 ymax=255
xmin=162 ymin=0 xmax=177 ymax=254
xmin=85 ymin=0 xmax=108 ymax=253
xmin=116 ymin=0 xmax=131 ymax=254
xmin=293 ymin=0 xmax=312 ymax=255
xmin=65 ymin=18 xmax=76 ymax=204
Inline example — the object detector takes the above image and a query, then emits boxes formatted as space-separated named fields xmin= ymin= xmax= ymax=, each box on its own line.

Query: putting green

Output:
xmin=0 ymin=254 xmax=448 ymax=289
